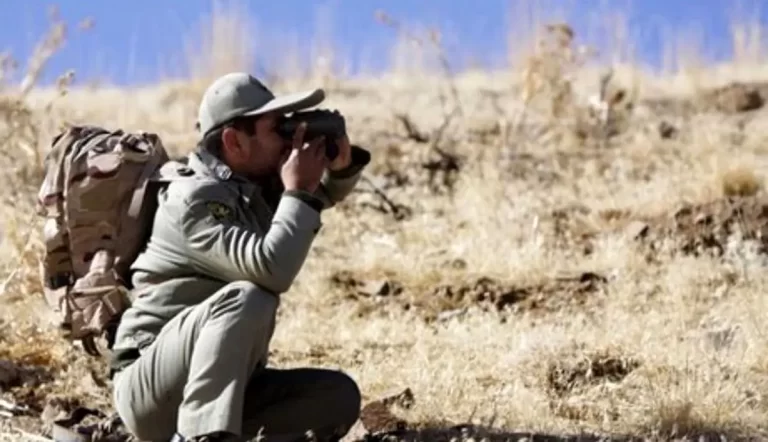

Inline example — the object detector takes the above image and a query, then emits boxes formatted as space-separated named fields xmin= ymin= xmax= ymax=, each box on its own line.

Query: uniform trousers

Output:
xmin=112 ymin=281 xmax=361 ymax=441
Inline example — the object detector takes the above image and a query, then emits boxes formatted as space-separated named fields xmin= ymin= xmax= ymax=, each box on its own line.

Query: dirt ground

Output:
xmin=4 ymin=11 xmax=768 ymax=442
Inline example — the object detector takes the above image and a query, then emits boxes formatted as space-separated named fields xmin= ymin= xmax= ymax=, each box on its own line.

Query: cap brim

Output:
xmin=243 ymin=88 xmax=325 ymax=117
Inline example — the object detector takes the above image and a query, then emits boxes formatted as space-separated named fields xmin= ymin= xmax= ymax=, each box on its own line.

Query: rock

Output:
xmin=624 ymin=220 xmax=649 ymax=240
xmin=361 ymin=280 xmax=402 ymax=297
xmin=360 ymin=388 xmax=415 ymax=434
xmin=658 ymin=120 xmax=678 ymax=139
xmin=436 ymin=308 xmax=466 ymax=322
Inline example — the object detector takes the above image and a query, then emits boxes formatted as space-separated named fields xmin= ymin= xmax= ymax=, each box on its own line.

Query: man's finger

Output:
xmin=304 ymin=136 xmax=324 ymax=155
xmin=315 ymin=138 xmax=327 ymax=161
xmin=292 ymin=122 xmax=307 ymax=149
xmin=312 ymin=138 xmax=328 ymax=165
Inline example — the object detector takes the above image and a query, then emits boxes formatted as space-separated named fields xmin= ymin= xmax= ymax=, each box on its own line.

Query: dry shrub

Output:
xmin=719 ymin=165 xmax=763 ymax=197
xmin=512 ymin=23 xmax=640 ymax=148
xmin=520 ymin=23 xmax=592 ymax=119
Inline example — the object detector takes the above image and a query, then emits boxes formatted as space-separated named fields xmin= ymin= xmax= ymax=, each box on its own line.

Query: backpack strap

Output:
xmin=128 ymin=148 xmax=166 ymax=218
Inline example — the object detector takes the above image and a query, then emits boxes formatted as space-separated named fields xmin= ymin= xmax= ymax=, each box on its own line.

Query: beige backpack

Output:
xmin=36 ymin=125 xmax=170 ymax=356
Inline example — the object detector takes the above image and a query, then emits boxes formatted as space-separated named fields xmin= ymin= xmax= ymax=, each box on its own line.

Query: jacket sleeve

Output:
xmin=313 ymin=145 xmax=371 ymax=209
xmin=179 ymin=186 xmax=321 ymax=294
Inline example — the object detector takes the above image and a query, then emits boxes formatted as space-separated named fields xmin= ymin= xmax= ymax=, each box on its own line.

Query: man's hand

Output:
xmin=323 ymin=109 xmax=352 ymax=172
xmin=328 ymin=135 xmax=352 ymax=172
xmin=281 ymin=122 xmax=328 ymax=193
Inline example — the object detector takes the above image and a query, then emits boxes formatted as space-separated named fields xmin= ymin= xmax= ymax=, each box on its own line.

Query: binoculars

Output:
xmin=276 ymin=110 xmax=346 ymax=160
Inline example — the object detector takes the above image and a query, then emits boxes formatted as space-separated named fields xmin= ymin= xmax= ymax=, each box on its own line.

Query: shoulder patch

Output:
xmin=206 ymin=201 xmax=234 ymax=222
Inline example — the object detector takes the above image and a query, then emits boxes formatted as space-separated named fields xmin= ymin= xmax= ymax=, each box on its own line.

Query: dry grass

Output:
xmin=3 ymin=2 xmax=768 ymax=441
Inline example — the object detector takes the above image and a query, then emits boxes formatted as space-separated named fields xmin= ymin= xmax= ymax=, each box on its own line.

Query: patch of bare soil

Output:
xmin=699 ymin=82 xmax=767 ymax=114
xmin=331 ymin=271 xmax=609 ymax=322
xmin=643 ymin=81 xmax=768 ymax=116
xmin=546 ymin=195 xmax=768 ymax=263
xmin=546 ymin=351 xmax=640 ymax=398
xmin=629 ymin=195 xmax=768 ymax=260
xmin=544 ymin=349 xmax=640 ymax=424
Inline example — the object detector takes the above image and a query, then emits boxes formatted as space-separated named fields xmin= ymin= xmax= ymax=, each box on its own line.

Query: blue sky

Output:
xmin=2 ymin=0 xmax=767 ymax=86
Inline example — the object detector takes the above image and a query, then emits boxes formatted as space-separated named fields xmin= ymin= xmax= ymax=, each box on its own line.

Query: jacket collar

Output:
xmin=190 ymin=146 xmax=235 ymax=181
xmin=187 ymin=146 xmax=284 ymax=203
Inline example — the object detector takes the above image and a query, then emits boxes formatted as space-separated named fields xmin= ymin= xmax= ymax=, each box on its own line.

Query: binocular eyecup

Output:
xmin=276 ymin=110 xmax=346 ymax=160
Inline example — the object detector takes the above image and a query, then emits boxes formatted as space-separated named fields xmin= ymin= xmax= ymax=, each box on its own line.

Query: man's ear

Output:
xmin=221 ymin=127 xmax=242 ymax=156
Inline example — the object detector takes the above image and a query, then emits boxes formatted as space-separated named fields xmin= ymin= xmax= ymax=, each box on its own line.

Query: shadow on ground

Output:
xmin=355 ymin=423 xmax=640 ymax=442
xmin=354 ymin=423 xmax=759 ymax=442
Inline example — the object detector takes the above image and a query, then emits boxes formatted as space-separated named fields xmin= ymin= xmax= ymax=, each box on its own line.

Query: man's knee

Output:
xmin=327 ymin=370 xmax=362 ymax=425
xmin=209 ymin=280 xmax=279 ymax=321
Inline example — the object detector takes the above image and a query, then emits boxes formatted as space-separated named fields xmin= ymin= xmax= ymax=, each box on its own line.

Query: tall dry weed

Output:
xmin=183 ymin=1 xmax=256 ymax=83
xmin=0 ymin=6 xmax=88 ymax=311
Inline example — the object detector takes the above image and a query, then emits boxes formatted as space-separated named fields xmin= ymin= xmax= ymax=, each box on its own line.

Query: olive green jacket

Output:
xmin=110 ymin=144 xmax=370 ymax=372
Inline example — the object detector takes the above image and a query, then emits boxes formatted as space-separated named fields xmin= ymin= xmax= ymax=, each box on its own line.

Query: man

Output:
xmin=108 ymin=72 xmax=370 ymax=442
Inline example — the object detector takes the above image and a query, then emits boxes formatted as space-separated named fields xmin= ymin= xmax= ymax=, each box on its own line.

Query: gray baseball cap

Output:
xmin=197 ymin=72 xmax=326 ymax=135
